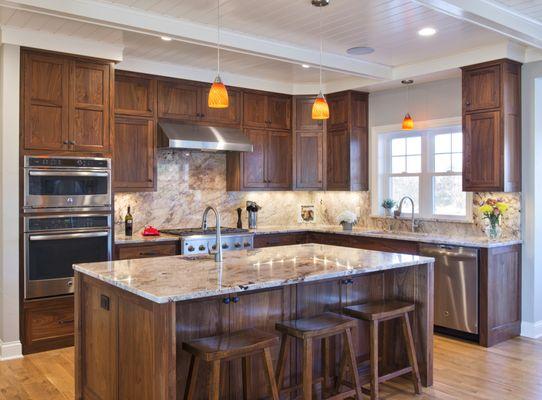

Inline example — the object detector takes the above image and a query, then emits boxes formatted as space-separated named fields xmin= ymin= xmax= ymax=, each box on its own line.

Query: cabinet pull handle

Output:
xmin=200 ymin=114 xmax=205 ymax=118
xmin=58 ymin=319 xmax=74 ymax=325
xmin=140 ymin=252 xmax=159 ymax=256
xmin=223 ymin=297 xmax=231 ymax=304
xmin=232 ymin=296 xmax=240 ymax=303
xmin=63 ymin=140 xmax=69 ymax=145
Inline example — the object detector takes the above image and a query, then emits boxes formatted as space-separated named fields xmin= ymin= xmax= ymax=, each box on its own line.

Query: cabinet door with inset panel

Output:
xmin=113 ymin=117 xmax=155 ymax=191
xmin=463 ymin=64 xmax=501 ymax=112
xmin=243 ymin=92 xmax=267 ymax=128
xmin=327 ymin=92 xmax=349 ymax=130
xmin=115 ymin=72 xmax=155 ymax=117
xmin=157 ymin=80 xmax=200 ymax=121
xmin=242 ymin=129 xmax=268 ymax=189
xmin=22 ymin=51 xmax=70 ymax=151
xmin=326 ymin=128 xmax=350 ymax=190
xmin=71 ymin=61 xmax=111 ymax=152
xmin=295 ymin=131 xmax=324 ymax=190
xmin=267 ymin=130 xmax=292 ymax=189
xmin=201 ymin=86 xmax=241 ymax=126
xmin=463 ymin=111 xmax=502 ymax=191
xmin=267 ymin=95 xmax=291 ymax=130
xmin=295 ymin=96 xmax=323 ymax=131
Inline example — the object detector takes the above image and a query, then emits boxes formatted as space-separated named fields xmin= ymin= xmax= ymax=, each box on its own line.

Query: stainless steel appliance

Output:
xmin=160 ymin=227 xmax=254 ymax=255
xmin=24 ymin=214 xmax=112 ymax=299
xmin=24 ymin=156 xmax=111 ymax=212
xmin=419 ymin=244 xmax=479 ymax=334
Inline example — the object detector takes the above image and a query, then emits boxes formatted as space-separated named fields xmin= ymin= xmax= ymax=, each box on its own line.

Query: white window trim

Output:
xmin=370 ymin=117 xmax=473 ymax=222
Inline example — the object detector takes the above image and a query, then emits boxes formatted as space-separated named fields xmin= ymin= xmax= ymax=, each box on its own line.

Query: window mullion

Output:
xmin=420 ymin=132 xmax=432 ymax=218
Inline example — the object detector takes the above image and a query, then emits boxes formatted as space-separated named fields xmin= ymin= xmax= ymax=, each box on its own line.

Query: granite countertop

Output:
xmin=115 ymin=225 xmax=521 ymax=249
xmin=74 ymin=243 xmax=434 ymax=304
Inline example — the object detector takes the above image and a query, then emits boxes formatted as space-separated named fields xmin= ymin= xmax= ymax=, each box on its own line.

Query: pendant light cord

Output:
xmin=217 ymin=0 xmax=221 ymax=76
xmin=319 ymin=5 xmax=323 ymax=91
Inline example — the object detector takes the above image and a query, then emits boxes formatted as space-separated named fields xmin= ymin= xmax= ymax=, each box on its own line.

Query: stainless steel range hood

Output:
xmin=157 ymin=121 xmax=253 ymax=152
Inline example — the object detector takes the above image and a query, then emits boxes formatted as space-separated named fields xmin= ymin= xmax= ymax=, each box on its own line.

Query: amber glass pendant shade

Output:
xmin=312 ymin=92 xmax=329 ymax=120
xmin=402 ymin=113 xmax=414 ymax=130
xmin=208 ymin=76 xmax=229 ymax=109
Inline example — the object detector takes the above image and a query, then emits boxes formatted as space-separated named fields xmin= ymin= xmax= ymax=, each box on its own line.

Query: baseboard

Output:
xmin=521 ymin=320 xmax=542 ymax=339
xmin=0 ymin=340 xmax=23 ymax=361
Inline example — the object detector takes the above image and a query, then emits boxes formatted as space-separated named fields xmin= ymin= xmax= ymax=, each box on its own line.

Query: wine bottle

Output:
xmin=125 ymin=206 xmax=133 ymax=236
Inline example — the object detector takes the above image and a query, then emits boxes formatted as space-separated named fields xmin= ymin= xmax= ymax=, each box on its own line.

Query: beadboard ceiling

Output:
xmin=0 ymin=0 xmax=541 ymax=92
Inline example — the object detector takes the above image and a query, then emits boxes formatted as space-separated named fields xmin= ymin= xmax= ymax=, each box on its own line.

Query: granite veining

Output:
xmin=74 ymin=244 xmax=434 ymax=304
xmin=114 ymin=150 xmax=521 ymax=243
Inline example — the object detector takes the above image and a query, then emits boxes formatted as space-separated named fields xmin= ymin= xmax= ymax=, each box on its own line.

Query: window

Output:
xmin=374 ymin=125 xmax=471 ymax=220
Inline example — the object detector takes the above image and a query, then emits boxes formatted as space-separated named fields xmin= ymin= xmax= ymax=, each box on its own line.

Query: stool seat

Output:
xmin=343 ymin=300 xmax=415 ymax=321
xmin=183 ymin=328 xmax=279 ymax=361
xmin=275 ymin=312 xmax=356 ymax=339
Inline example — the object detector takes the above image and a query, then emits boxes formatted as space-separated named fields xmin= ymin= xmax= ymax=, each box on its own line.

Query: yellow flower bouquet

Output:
xmin=479 ymin=198 xmax=508 ymax=239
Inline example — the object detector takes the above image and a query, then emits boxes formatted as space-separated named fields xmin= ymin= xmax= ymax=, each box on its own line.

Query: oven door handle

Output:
xmin=28 ymin=171 xmax=109 ymax=177
xmin=29 ymin=232 xmax=110 ymax=241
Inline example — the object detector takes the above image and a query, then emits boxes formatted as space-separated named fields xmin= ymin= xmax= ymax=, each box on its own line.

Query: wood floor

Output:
xmin=1 ymin=335 xmax=542 ymax=399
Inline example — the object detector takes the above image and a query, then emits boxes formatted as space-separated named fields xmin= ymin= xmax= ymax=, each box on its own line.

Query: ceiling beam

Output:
xmin=414 ymin=0 xmax=542 ymax=49
xmin=0 ymin=0 xmax=392 ymax=80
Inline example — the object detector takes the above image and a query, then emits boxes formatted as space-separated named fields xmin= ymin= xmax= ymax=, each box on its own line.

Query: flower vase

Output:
xmin=384 ymin=209 xmax=392 ymax=217
xmin=485 ymin=224 xmax=502 ymax=240
xmin=341 ymin=222 xmax=353 ymax=231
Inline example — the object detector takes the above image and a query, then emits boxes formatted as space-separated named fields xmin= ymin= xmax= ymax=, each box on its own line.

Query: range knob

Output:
xmin=222 ymin=243 xmax=229 ymax=249
xmin=199 ymin=245 xmax=206 ymax=251
xmin=243 ymin=242 xmax=251 ymax=247
xmin=234 ymin=242 xmax=241 ymax=248
xmin=187 ymin=245 xmax=195 ymax=252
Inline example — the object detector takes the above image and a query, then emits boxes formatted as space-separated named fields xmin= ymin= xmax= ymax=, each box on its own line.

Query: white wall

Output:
xmin=521 ymin=60 xmax=542 ymax=338
xmin=369 ymin=78 xmax=462 ymax=127
xmin=0 ymin=44 xmax=21 ymax=360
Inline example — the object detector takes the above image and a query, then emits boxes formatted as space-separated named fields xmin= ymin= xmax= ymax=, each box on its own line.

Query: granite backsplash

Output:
xmin=114 ymin=150 xmax=521 ymax=239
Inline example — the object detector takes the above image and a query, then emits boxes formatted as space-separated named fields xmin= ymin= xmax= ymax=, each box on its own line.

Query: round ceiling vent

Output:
xmin=346 ymin=46 xmax=375 ymax=56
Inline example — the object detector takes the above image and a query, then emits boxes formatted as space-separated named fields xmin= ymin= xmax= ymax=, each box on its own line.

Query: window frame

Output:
xmin=370 ymin=118 xmax=472 ymax=222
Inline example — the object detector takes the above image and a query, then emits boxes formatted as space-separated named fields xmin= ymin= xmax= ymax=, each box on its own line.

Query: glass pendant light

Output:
xmin=402 ymin=79 xmax=414 ymax=130
xmin=208 ymin=0 xmax=229 ymax=108
xmin=312 ymin=0 xmax=329 ymax=120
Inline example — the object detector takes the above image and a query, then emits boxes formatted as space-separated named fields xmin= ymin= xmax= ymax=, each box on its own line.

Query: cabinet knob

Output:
xmin=200 ymin=114 xmax=205 ymax=118
xmin=223 ymin=297 xmax=231 ymax=304
xmin=232 ymin=296 xmax=240 ymax=303
xmin=63 ymin=140 xmax=69 ymax=145
xmin=465 ymin=101 xmax=471 ymax=106
xmin=69 ymin=140 xmax=76 ymax=145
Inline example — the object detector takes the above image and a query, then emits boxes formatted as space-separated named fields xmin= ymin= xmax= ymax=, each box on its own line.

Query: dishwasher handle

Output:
xmin=419 ymin=245 xmax=478 ymax=259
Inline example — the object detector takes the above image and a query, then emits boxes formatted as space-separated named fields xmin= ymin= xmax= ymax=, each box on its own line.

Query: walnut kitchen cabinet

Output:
xmin=243 ymin=90 xmax=291 ymax=130
xmin=114 ymin=71 xmax=156 ymax=118
xmin=462 ymin=59 xmax=521 ymax=192
xmin=21 ymin=49 xmax=113 ymax=154
xmin=113 ymin=117 xmax=156 ymax=191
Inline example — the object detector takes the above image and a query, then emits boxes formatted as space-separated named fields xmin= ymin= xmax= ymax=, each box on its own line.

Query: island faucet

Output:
xmin=202 ymin=206 xmax=222 ymax=262
xmin=394 ymin=196 xmax=419 ymax=232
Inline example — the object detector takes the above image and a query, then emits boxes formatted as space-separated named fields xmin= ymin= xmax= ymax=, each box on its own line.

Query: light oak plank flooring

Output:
xmin=1 ymin=335 xmax=541 ymax=399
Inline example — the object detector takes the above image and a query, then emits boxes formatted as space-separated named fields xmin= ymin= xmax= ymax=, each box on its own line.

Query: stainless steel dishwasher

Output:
xmin=419 ymin=244 xmax=479 ymax=334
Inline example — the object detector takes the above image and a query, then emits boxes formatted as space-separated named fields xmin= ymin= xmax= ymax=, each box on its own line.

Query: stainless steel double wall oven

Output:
xmin=23 ymin=156 xmax=113 ymax=299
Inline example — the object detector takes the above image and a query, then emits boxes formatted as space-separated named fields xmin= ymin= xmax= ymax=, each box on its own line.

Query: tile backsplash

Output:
xmin=115 ymin=150 xmax=521 ymax=239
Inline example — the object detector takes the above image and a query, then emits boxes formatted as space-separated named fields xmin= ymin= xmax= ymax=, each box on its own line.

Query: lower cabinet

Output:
xmin=253 ymin=232 xmax=307 ymax=248
xmin=22 ymin=296 xmax=74 ymax=354
xmin=115 ymin=242 xmax=178 ymax=260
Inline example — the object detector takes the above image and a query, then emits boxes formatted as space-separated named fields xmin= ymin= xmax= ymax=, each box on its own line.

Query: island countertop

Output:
xmin=74 ymin=243 xmax=434 ymax=304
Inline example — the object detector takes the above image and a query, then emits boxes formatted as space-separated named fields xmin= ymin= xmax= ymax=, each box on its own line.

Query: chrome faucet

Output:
xmin=394 ymin=196 xmax=419 ymax=232
xmin=202 ymin=206 xmax=222 ymax=262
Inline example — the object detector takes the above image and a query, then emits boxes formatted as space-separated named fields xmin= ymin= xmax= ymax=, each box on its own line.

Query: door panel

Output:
xmin=328 ymin=93 xmax=348 ymax=130
xmin=71 ymin=61 xmax=110 ymax=152
xmin=326 ymin=128 xmax=350 ymax=190
xmin=23 ymin=51 xmax=69 ymax=151
xmin=113 ymin=117 xmax=155 ymax=190
xmin=295 ymin=131 xmax=324 ymax=190
xmin=243 ymin=92 xmax=267 ymax=128
xmin=295 ymin=96 xmax=323 ymax=131
xmin=267 ymin=95 xmax=291 ymax=130
xmin=201 ymin=86 xmax=241 ymax=126
xmin=115 ymin=73 xmax=155 ymax=117
xmin=463 ymin=111 xmax=502 ymax=191
xmin=267 ymin=130 xmax=292 ymax=189
xmin=464 ymin=65 xmax=501 ymax=112
xmin=157 ymin=80 xmax=200 ymax=120
xmin=242 ymin=129 xmax=268 ymax=189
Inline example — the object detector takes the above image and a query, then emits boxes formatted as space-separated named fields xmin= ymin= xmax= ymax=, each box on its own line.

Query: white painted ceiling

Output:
xmin=0 ymin=0 xmax=541 ymax=92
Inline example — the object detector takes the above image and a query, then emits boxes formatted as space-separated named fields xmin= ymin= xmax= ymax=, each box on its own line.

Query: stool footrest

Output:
xmin=378 ymin=366 xmax=413 ymax=383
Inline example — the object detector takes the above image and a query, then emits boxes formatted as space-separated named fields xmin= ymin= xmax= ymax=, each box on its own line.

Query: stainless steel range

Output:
xmin=160 ymin=227 xmax=254 ymax=255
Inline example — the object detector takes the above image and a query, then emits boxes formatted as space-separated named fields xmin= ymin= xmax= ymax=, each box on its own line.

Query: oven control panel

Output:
xmin=26 ymin=156 xmax=110 ymax=169
xmin=181 ymin=234 xmax=254 ymax=255
xmin=25 ymin=215 xmax=111 ymax=232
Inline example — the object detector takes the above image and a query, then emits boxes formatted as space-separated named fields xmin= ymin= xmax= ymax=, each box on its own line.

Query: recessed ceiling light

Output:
xmin=301 ymin=64 xmax=310 ymax=68
xmin=161 ymin=36 xmax=172 ymax=41
xmin=346 ymin=46 xmax=375 ymax=56
xmin=418 ymin=27 xmax=436 ymax=37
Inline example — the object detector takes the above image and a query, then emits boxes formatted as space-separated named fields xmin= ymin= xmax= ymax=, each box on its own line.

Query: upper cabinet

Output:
xmin=462 ymin=59 xmax=521 ymax=192
xmin=114 ymin=71 xmax=156 ymax=117
xmin=157 ymin=79 xmax=241 ymax=127
xmin=243 ymin=91 xmax=291 ymax=130
xmin=22 ymin=49 xmax=112 ymax=153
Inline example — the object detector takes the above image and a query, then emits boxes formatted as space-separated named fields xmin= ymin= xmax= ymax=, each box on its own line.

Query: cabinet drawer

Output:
xmin=253 ymin=233 xmax=307 ymax=248
xmin=23 ymin=296 xmax=74 ymax=353
xmin=116 ymin=242 xmax=177 ymax=260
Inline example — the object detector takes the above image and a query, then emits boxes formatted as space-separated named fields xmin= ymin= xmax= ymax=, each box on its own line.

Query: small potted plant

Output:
xmin=479 ymin=198 xmax=508 ymax=239
xmin=381 ymin=198 xmax=396 ymax=217
xmin=336 ymin=211 xmax=358 ymax=231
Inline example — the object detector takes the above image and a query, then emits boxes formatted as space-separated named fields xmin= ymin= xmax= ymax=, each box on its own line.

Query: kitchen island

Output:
xmin=73 ymin=243 xmax=434 ymax=400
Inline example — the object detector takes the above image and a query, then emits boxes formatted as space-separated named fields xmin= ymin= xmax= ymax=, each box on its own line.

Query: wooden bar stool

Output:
xmin=182 ymin=328 xmax=280 ymax=400
xmin=275 ymin=312 xmax=363 ymax=400
xmin=343 ymin=301 xmax=422 ymax=400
